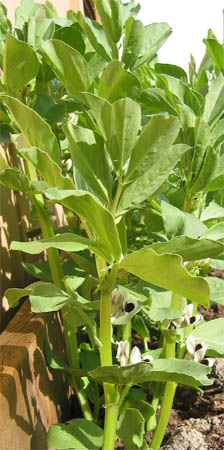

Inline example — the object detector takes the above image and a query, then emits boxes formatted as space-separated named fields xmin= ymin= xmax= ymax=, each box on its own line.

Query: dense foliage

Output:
xmin=0 ymin=1 xmax=224 ymax=449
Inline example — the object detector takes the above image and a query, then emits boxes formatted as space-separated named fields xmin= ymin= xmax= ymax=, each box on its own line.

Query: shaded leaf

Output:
xmin=89 ymin=359 xmax=212 ymax=386
xmin=202 ymin=77 xmax=224 ymax=125
xmin=47 ymin=419 xmax=103 ymax=450
xmin=161 ymin=200 xmax=207 ymax=238
xmin=206 ymin=276 xmax=224 ymax=306
xmin=0 ymin=167 xmax=30 ymax=192
xmin=117 ymin=409 xmax=145 ymax=450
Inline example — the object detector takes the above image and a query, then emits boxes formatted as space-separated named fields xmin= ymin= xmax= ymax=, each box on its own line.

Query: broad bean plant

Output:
xmin=1 ymin=1 xmax=224 ymax=449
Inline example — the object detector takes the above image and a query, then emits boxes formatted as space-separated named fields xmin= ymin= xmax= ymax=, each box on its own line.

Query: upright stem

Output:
xmin=96 ymin=255 xmax=118 ymax=450
xmin=150 ymin=292 xmax=182 ymax=449
xmin=122 ymin=320 xmax=132 ymax=348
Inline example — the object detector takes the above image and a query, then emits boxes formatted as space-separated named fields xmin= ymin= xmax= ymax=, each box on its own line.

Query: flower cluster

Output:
xmin=165 ymin=303 xmax=201 ymax=330
xmin=116 ymin=340 xmax=153 ymax=366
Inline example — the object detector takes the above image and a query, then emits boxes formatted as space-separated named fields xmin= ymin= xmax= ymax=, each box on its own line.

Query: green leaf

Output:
xmin=155 ymin=63 xmax=188 ymax=82
xmin=47 ymin=419 xmax=103 ymax=450
xmin=121 ymin=17 xmax=144 ymax=70
xmin=1 ymin=95 xmax=60 ymax=164
xmin=201 ymin=222 xmax=224 ymax=241
xmin=29 ymin=282 xmax=70 ymax=312
xmin=41 ymin=39 xmax=93 ymax=96
xmin=191 ymin=118 xmax=210 ymax=180
xmin=0 ymin=123 xmax=13 ymax=142
xmin=45 ymin=339 xmax=70 ymax=370
xmin=54 ymin=24 xmax=85 ymax=54
xmin=117 ymin=408 xmax=145 ymax=450
xmin=44 ymin=188 xmax=122 ymax=262
xmin=204 ymin=38 xmax=224 ymax=71
xmin=4 ymin=287 xmax=33 ymax=308
xmin=122 ymin=19 xmax=172 ymax=70
xmin=28 ymin=18 xmax=55 ymax=50
xmin=202 ymin=77 xmax=224 ymax=125
xmin=125 ymin=115 xmax=180 ymax=182
xmin=201 ymin=202 xmax=224 ymax=222
xmin=110 ymin=0 xmax=123 ymax=43
xmin=206 ymin=276 xmax=224 ymax=306
xmin=78 ymin=12 xmax=112 ymax=61
xmin=0 ymin=167 xmax=30 ymax=192
xmin=3 ymin=33 xmax=39 ymax=91
xmin=22 ymin=260 xmax=52 ymax=281
xmin=191 ymin=318 xmax=224 ymax=356
xmin=144 ymin=207 xmax=164 ymax=233
xmin=94 ymin=0 xmax=118 ymax=57
xmin=80 ymin=93 xmax=141 ymax=173
xmin=140 ymin=87 xmax=177 ymax=115
xmin=63 ymin=124 xmax=112 ymax=203
xmin=149 ymin=235 xmax=224 ymax=261
xmin=132 ymin=315 xmax=150 ymax=339
xmin=161 ymin=200 xmax=207 ymax=238
xmin=21 ymin=147 xmax=74 ymax=190
xmin=10 ymin=232 xmax=110 ymax=261
xmin=191 ymin=146 xmax=219 ymax=194
xmin=119 ymin=248 xmax=210 ymax=305
xmin=15 ymin=0 xmax=41 ymax=30
xmin=118 ymin=141 xmax=188 ymax=211
xmin=99 ymin=59 xmax=141 ymax=102
xmin=89 ymin=359 xmax=212 ymax=386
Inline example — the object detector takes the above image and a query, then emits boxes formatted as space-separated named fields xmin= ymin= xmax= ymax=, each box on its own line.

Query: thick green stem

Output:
xmin=146 ymin=383 xmax=162 ymax=432
xmin=103 ymin=403 xmax=119 ymax=450
xmin=122 ymin=320 xmax=132 ymax=348
xmin=96 ymin=256 xmax=119 ymax=450
xmin=150 ymin=292 xmax=182 ymax=449
xmin=150 ymin=332 xmax=177 ymax=450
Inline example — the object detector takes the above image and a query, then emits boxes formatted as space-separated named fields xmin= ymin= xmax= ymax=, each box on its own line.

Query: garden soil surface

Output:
xmin=116 ymin=270 xmax=224 ymax=450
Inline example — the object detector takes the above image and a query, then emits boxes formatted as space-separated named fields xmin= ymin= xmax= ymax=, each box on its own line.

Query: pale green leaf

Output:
xmin=192 ymin=318 xmax=224 ymax=356
xmin=63 ymin=124 xmax=112 ymax=203
xmin=0 ymin=167 xmax=30 ymax=192
xmin=3 ymin=33 xmax=40 ymax=91
xmin=1 ymin=95 xmax=60 ymax=163
xmin=44 ymin=188 xmax=122 ymax=262
xmin=99 ymin=59 xmax=141 ymax=102
xmin=10 ymin=232 xmax=110 ymax=261
xmin=41 ymin=39 xmax=93 ymax=96
xmin=206 ymin=277 xmax=224 ymax=306
xmin=202 ymin=77 xmax=224 ymax=125
xmin=119 ymin=248 xmax=210 ymax=305
xmin=21 ymin=147 xmax=74 ymax=190
xmin=161 ymin=200 xmax=207 ymax=238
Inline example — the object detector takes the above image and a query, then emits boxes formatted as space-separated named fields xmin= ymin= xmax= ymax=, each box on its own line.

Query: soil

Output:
xmin=116 ymin=271 xmax=224 ymax=450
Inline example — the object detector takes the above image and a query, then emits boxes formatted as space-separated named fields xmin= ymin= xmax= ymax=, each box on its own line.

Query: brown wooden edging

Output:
xmin=0 ymin=299 xmax=72 ymax=450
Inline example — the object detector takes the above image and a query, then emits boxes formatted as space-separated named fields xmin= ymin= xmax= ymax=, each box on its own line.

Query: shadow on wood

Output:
xmin=0 ymin=300 xmax=72 ymax=450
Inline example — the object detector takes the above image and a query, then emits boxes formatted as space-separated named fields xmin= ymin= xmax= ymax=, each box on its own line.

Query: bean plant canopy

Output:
xmin=0 ymin=1 xmax=224 ymax=449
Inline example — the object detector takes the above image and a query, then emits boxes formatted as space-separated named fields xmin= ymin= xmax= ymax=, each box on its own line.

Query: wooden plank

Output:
xmin=0 ymin=300 xmax=71 ymax=450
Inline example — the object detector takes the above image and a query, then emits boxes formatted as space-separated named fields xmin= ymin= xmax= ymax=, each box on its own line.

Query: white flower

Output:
xmin=130 ymin=347 xmax=153 ymax=365
xmin=116 ymin=340 xmax=130 ymax=366
xmin=186 ymin=335 xmax=207 ymax=362
xmin=130 ymin=346 xmax=142 ymax=364
xmin=123 ymin=297 xmax=138 ymax=314
xmin=111 ymin=289 xmax=138 ymax=322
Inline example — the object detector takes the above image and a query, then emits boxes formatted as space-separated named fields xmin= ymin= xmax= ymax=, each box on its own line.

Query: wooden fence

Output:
xmin=0 ymin=0 xmax=96 ymax=330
